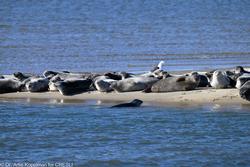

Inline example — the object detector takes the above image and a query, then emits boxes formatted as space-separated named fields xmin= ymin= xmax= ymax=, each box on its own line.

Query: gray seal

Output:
xmin=94 ymin=76 xmax=116 ymax=92
xmin=25 ymin=78 xmax=49 ymax=92
xmin=110 ymin=76 xmax=159 ymax=92
xmin=151 ymin=73 xmax=200 ymax=92
xmin=236 ymin=75 xmax=250 ymax=89
xmin=188 ymin=72 xmax=210 ymax=87
xmin=235 ymin=66 xmax=250 ymax=77
xmin=0 ymin=79 xmax=22 ymax=94
xmin=239 ymin=81 xmax=250 ymax=101
xmin=210 ymin=70 xmax=233 ymax=89
xmin=13 ymin=72 xmax=34 ymax=81
xmin=111 ymin=99 xmax=143 ymax=108
xmin=54 ymin=79 xmax=92 ymax=96
xmin=48 ymin=75 xmax=63 ymax=91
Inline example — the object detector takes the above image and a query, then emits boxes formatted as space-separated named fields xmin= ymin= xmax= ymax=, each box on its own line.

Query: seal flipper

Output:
xmin=142 ymin=86 xmax=152 ymax=93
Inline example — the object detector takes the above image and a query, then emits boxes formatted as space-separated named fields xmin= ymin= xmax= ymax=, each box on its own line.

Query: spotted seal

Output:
xmin=239 ymin=81 xmax=250 ymax=101
xmin=150 ymin=73 xmax=200 ymax=93
xmin=54 ymin=79 xmax=92 ymax=96
xmin=236 ymin=74 xmax=250 ymax=89
xmin=0 ymin=79 xmax=22 ymax=93
xmin=25 ymin=77 xmax=49 ymax=92
xmin=110 ymin=76 xmax=159 ymax=92
xmin=94 ymin=76 xmax=116 ymax=92
xmin=210 ymin=70 xmax=235 ymax=89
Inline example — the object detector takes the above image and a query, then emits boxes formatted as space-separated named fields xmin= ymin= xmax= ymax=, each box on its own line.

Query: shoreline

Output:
xmin=0 ymin=88 xmax=249 ymax=106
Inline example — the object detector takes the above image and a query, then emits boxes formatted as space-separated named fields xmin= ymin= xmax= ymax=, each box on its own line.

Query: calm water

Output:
xmin=0 ymin=100 xmax=250 ymax=166
xmin=0 ymin=0 xmax=250 ymax=74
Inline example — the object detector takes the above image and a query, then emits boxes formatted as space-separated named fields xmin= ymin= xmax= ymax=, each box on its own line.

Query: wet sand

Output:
xmin=0 ymin=88 xmax=249 ymax=106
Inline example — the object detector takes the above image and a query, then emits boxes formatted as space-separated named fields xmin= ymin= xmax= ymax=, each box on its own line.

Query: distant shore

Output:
xmin=0 ymin=88 xmax=249 ymax=106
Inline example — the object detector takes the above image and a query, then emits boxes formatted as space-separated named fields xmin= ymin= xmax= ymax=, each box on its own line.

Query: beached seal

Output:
xmin=43 ymin=70 xmax=59 ymax=78
xmin=150 ymin=73 xmax=200 ymax=93
xmin=14 ymin=72 xmax=34 ymax=81
xmin=236 ymin=75 xmax=250 ymax=89
xmin=239 ymin=81 xmax=250 ymax=101
xmin=0 ymin=79 xmax=22 ymax=93
xmin=54 ymin=79 xmax=92 ymax=96
xmin=110 ymin=76 xmax=159 ymax=92
xmin=94 ymin=76 xmax=116 ymax=92
xmin=25 ymin=78 xmax=49 ymax=92
xmin=210 ymin=70 xmax=235 ymax=89
xmin=187 ymin=72 xmax=210 ymax=87
xmin=111 ymin=99 xmax=143 ymax=108
xmin=104 ymin=71 xmax=132 ymax=80
xmin=235 ymin=66 xmax=250 ymax=76
xmin=48 ymin=75 xmax=63 ymax=91
xmin=43 ymin=70 xmax=98 ymax=80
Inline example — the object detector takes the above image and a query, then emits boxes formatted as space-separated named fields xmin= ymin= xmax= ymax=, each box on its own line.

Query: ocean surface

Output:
xmin=1 ymin=100 xmax=250 ymax=166
xmin=1 ymin=0 xmax=250 ymax=166
xmin=0 ymin=0 xmax=250 ymax=74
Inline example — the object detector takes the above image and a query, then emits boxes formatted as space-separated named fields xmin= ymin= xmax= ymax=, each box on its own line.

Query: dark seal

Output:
xmin=55 ymin=79 xmax=92 ymax=96
xmin=239 ymin=81 xmax=250 ymax=101
xmin=111 ymin=99 xmax=143 ymax=108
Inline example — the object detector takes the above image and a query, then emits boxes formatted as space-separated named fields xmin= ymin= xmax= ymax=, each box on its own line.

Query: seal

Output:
xmin=188 ymin=72 xmax=210 ymax=87
xmin=43 ymin=70 xmax=59 ymax=78
xmin=54 ymin=78 xmax=92 ymax=96
xmin=14 ymin=72 xmax=34 ymax=81
xmin=0 ymin=79 xmax=22 ymax=93
xmin=94 ymin=76 xmax=116 ymax=92
xmin=25 ymin=78 xmax=49 ymax=92
xmin=150 ymin=73 xmax=200 ymax=92
xmin=210 ymin=70 xmax=234 ymax=89
xmin=104 ymin=71 xmax=132 ymax=80
xmin=43 ymin=70 xmax=96 ymax=80
xmin=48 ymin=75 xmax=63 ymax=91
xmin=235 ymin=66 xmax=250 ymax=76
xmin=236 ymin=75 xmax=250 ymax=89
xmin=111 ymin=99 xmax=143 ymax=108
xmin=110 ymin=76 xmax=159 ymax=92
xmin=239 ymin=81 xmax=250 ymax=101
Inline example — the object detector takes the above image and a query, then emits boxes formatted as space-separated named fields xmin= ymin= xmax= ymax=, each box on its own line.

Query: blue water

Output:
xmin=1 ymin=100 xmax=250 ymax=166
xmin=0 ymin=0 xmax=250 ymax=74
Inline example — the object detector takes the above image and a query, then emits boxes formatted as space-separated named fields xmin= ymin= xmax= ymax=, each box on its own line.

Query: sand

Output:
xmin=0 ymin=88 xmax=249 ymax=106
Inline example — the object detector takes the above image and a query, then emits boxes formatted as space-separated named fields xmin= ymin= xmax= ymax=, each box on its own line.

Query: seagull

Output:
xmin=150 ymin=61 xmax=165 ymax=72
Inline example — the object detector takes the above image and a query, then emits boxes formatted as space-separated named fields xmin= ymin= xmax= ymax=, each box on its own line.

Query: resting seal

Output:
xmin=48 ymin=75 xmax=63 ymax=91
xmin=239 ymin=81 xmax=250 ymax=101
xmin=94 ymin=76 xmax=116 ymax=92
xmin=150 ymin=73 xmax=200 ymax=93
xmin=14 ymin=72 xmax=34 ymax=81
xmin=235 ymin=66 xmax=250 ymax=77
xmin=54 ymin=79 xmax=92 ymax=96
xmin=43 ymin=70 xmax=98 ymax=80
xmin=104 ymin=71 xmax=132 ymax=80
xmin=111 ymin=99 xmax=143 ymax=108
xmin=210 ymin=70 xmax=235 ymax=89
xmin=110 ymin=76 xmax=159 ymax=92
xmin=25 ymin=78 xmax=49 ymax=92
xmin=0 ymin=79 xmax=22 ymax=93
xmin=188 ymin=72 xmax=210 ymax=87
xmin=236 ymin=75 xmax=250 ymax=89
